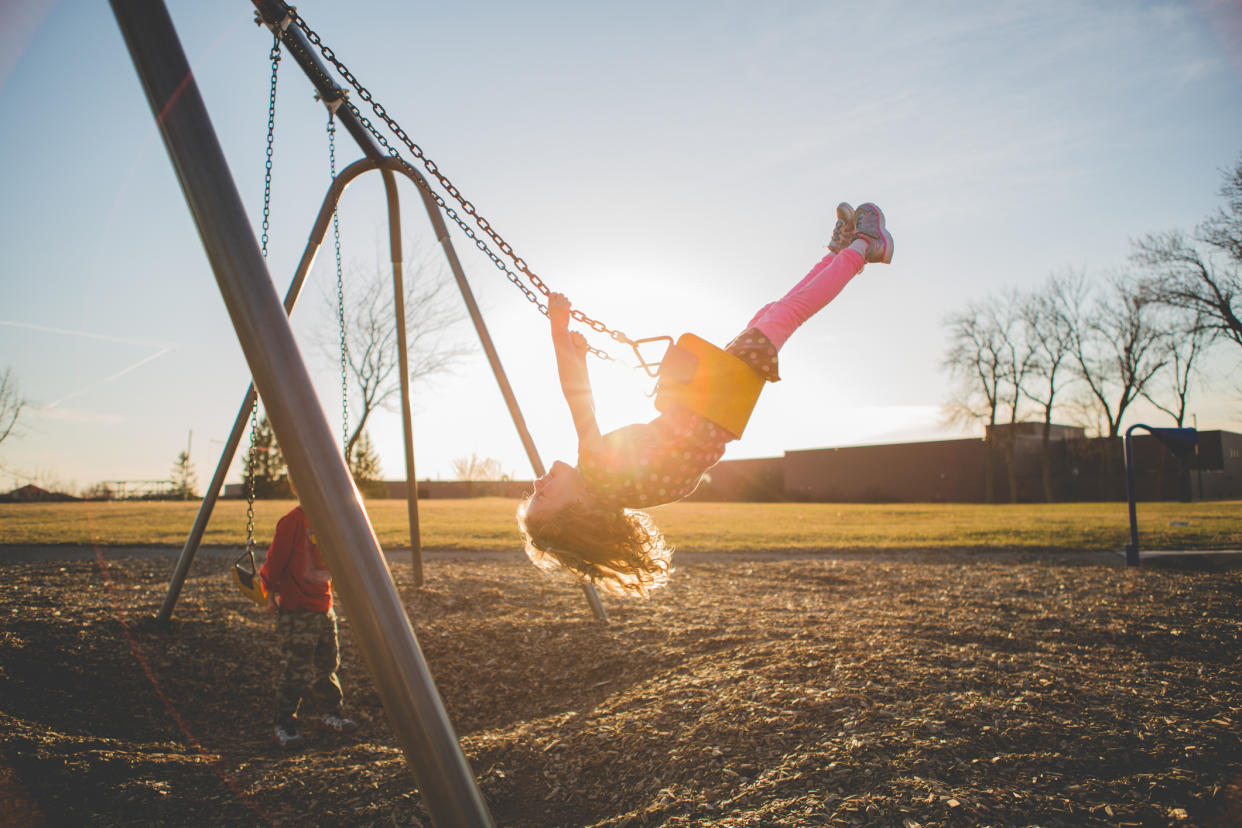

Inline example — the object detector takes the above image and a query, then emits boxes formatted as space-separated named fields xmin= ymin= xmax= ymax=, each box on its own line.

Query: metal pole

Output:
xmin=382 ymin=170 xmax=424 ymax=583
xmin=110 ymin=5 xmax=493 ymax=824
xmin=157 ymin=385 xmax=256 ymax=623
xmin=158 ymin=157 xmax=385 ymax=622
xmin=1194 ymin=414 xmax=1204 ymax=499
xmin=398 ymin=167 xmax=609 ymax=622
xmin=1124 ymin=425 xmax=1143 ymax=567
xmin=253 ymin=0 xmax=604 ymax=619
xmin=250 ymin=0 xmax=544 ymax=475
xmin=402 ymin=184 xmax=542 ymax=475
xmin=254 ymin=0 xmax=387 ymax=163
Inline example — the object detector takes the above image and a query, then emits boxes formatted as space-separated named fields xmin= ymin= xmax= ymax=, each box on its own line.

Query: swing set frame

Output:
xmin=116 ymin=2 xmax=767 ymax=821
xmin=153 ymin=3 xmax=607 ymax=626
xmin=111 ymin=1 xmax=557 ymax=823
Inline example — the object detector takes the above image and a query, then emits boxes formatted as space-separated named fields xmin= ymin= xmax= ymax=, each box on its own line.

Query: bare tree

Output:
xmin=450 ymin=452 xmax=508 ymax=497
xmin=1060 ymin=275 xmax=1166 ymax=438
xmin=1019 ymin=273 xmax=1079 ymax=501
xmin=988 ymin=290 xmax=1037 ymax=503
xmin=942 ymin=298 xmax=1010 ymax=502
xmin=84 ymin=481 xmax=116 ymax=501
xmin=1141 ymin=309 xmax=1211 ymax=428
xmin=1133 ymin=154 xmax=1242 ymax=351
xmin=450 ymin=453 xmax=505 ymax=481
xmin=0 ymin=367 xmax=23 ymax=446
xmin=1133 ymin=229 xmax=1241 ymax=351
xmin=1201 ymin=154 xmax=1242 ymax=261
xmin=323 ymin=252 xmax=470 ymax=466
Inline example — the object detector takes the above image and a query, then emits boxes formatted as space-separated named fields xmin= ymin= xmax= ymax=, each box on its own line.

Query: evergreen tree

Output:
xmin=349 ymin=429 xmax=387 ymax=498
xmin=242 ymin=413 xmax=290 ymax=498
xmin=170 ymin=449 xmax=198 ymax=500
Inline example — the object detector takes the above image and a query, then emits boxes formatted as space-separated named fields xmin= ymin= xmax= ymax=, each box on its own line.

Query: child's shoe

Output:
xmin=274 ymin=718 xmax=305 ymax=750
xmin=854 ymin=202 xmax=894 ymax=264
xmin=318 ymin=712 xmax=358 ymax=735
xmin=827 ymin=202 xmax=856 ymax=252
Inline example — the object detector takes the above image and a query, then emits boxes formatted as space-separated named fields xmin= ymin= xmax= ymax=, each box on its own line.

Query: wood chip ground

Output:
xmin=1 ymin=547 xmax=1240 ymax=826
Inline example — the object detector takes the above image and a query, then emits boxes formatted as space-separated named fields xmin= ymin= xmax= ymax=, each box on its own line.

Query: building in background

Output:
xmin=214 ymin=426 xmax=1240 ymax=503
xmin=690 ymin=425 xmax=1240 ymax=504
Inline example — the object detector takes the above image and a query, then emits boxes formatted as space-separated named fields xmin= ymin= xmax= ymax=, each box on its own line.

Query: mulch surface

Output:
xmin=1 ymin=546 xmax=1240 ymax=827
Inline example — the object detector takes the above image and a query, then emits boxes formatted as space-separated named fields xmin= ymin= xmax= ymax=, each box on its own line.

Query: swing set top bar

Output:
xmin=254 ymin=0 xmax=669 ymax=376
xmin=155 ymin=0 xmax=606 ymax=622
xmin=252 ymin=0 xmax=388 ymax=162
xmin=249 ymin=0 xmax=609 ymax=619
xmin=109 ymin=1 xmax=493 ymax=824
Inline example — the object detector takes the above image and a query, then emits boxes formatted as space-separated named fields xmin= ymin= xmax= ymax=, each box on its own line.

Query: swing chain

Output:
xmin=285 ymin=9 xmax=638 ymax=365
xmin=328 ymin=114 xmax=351 ymax=462
xmin=244 ymin=402 xmax=258 ymax=555
xmin=260 ymin=34 xmax=280 ymax=259
xmin=245 ymin=31 xmax=282 ymax=555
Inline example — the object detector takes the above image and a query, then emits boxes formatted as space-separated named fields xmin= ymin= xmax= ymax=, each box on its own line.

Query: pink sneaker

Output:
xmin=854 ymin=202 xmax=894 ymax=264
xmin=827 ymin=202 xmax=856 ymax=253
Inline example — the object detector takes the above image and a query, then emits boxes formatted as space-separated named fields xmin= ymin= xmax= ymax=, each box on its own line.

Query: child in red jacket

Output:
xmin=259 ymin=487 xmax=358 ymax=749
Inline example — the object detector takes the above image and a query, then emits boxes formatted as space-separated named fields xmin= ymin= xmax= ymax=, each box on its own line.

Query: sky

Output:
xmin=1 ymin=0 xmax=1241 ymax=495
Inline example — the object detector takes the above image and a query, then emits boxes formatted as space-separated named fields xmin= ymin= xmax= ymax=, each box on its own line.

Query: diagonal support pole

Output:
xmin=156 ymin=157 xmax=416 ymax=621
xmin=251 ymin=0 xmax=607 ymax=621
xmin=111 ymin=3 xmax=493 ymax=823
xmin=380 ymin=168 xmax=424 ymax=585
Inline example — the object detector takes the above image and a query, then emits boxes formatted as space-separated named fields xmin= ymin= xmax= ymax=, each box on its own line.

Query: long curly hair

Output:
xmin=515 ymin=494 xmax=672 ymax=598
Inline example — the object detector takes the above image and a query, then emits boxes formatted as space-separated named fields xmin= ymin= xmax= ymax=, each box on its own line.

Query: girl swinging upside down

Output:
xmin=517 ymin=202 xmax=894 ymax=597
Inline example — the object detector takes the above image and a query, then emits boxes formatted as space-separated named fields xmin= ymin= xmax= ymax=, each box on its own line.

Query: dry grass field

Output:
xmin=1 ymin=499 xmax=1241 ymax=826
xmin=2 ymin=497 xmax=1238 ymax=553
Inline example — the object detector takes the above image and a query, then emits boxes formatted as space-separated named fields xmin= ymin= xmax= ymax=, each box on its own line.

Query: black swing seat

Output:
xmin=653 ymin=333 xmax=765 ymax=439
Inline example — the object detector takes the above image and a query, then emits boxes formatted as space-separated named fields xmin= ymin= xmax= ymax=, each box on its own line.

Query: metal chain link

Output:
xmin=328 ymin=115 xmax=351 ymax=463
xmin=247 ymin=32 xmax=282 ymax=554
xmin=259 ymin=34 xmax=281 ymax=259
xmin=245 ymin=407 xmax=258 ymax=554
xmin=286 ymin=9 xmax=634 ymax=363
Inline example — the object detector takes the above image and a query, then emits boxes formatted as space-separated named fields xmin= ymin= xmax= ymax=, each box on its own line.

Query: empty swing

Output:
xmin=233 ymin=545 xmax=267 ymax=605
xmin=231 ymin=28 xmax=283 ymax=607
xmin=233 ymin=402 xmax=268 ymax=605
xmin=230 ymin=31 xmax=352 ymax=605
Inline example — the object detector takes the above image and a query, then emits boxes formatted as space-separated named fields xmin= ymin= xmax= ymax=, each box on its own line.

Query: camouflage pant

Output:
xmin=274 ymin=607 xmax=343 ymax=722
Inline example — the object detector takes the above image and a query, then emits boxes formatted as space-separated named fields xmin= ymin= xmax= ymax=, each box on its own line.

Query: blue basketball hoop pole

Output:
xmin=1123 ymin=424 xmax=1198 ymax=567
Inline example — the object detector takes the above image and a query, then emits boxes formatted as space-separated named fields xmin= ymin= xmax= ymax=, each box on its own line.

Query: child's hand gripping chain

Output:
xmin=517 ymin=203 xmax=894 ymax=597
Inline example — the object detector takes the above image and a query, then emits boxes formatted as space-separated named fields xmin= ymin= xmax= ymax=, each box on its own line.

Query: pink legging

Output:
xmin=748 ymin=247 xmax=865 ymax=349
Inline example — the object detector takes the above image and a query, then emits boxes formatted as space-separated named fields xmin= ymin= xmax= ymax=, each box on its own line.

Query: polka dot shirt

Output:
xmin=577 ymin=327 xmax=780 ymax=508
xmin=724 ymin=326 xmax=781 ymax=382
